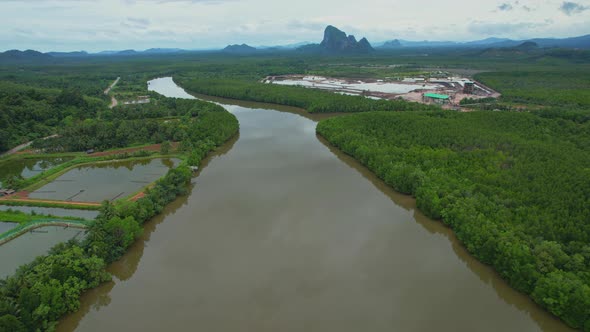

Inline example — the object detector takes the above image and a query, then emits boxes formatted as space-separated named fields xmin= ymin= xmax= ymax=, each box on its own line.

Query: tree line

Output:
xmin=178 ymin=77 xmax=439 ymax=113
xmin=0 ymin=81 xmax=105 ymax=153
xmin=476 ymin=70 xmax=590 ymax=108
xmin=31 ymin=97 xmax=233 ymax=153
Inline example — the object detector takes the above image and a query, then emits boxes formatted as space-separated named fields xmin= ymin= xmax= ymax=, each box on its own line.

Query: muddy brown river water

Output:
xmin=57 ymin=77 xmax=571 ymax=332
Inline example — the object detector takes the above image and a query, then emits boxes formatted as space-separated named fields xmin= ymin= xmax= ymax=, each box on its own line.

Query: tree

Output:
xmin=0 ymin=314 xmax=26 ymax=332
xmin=161 ymin=140 xmax=172 ymax=154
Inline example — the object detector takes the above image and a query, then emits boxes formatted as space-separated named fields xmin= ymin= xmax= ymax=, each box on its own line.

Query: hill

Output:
xmin=222 ymin=44 xmax=258 ymax=54
xmin=47 ymin=51 xmax=89 ymax=57
xmin=479 ymin=41 xmax=541 ymax=57
xmin=380 ymin=39 xmax=402 ymax=49
xmin=300 ymin=25 xmax=374 ymax=54
xmin=0 ymin=49 xmax=53 ymax=62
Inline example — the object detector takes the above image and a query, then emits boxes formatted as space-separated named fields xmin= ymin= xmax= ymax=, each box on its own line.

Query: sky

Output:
xmin=1 ymin=0 xmax=589 ymax=52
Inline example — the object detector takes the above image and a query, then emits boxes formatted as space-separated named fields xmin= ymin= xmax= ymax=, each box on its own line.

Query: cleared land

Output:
xmin=266 ymin=74 xmax=500 ymax=108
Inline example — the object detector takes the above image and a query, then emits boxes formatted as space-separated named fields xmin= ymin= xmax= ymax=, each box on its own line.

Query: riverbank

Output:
xmin=316 ymin=111 xmax=590 ymax=330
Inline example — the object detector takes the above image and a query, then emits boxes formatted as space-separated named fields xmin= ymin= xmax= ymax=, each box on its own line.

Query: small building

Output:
xmin=0 ymin=189 xmax=16 ymax=197
xmin=463 ymin=81 xmax=475 ymax=94
xmin=423 ymin=93 xmax=451 ymax=104
xmin=86 ymin=149 xmax=95 ymax=154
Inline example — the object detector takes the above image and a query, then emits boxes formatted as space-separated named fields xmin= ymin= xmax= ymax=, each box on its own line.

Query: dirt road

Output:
xmin=104 ymin=77 xmax=120 ymax=109
xmin=0 ymin=134 xmax=58 ymax=158
xmin=0 ymin=197 xmax=101 ymax=207
xmin=104 ymin=77 xmax=120 ymax=95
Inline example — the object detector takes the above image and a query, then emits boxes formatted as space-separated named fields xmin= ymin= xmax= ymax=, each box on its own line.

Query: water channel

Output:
xmin=57 ymin=77 xmax=571 ymax=331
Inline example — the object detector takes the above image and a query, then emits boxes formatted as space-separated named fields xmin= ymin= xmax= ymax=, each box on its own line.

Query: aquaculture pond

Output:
xmin=0 ymin=156 xmax=74 ymax=188
xmin=0 ymin=221 xmax=18 ymax=235
xmin=29 ymin=158 xmax=180 ymax=203
xmin=0 ymin=225 xmax=85 ymax=278
xmin=57 ymin=77 xmax=572 ymax=332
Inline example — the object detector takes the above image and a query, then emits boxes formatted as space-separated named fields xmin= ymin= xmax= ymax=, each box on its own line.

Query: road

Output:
xmin=0 ymin=134 xmax=58 ymax=158
xmin=104 ymin=77 xmax=120 ymax=109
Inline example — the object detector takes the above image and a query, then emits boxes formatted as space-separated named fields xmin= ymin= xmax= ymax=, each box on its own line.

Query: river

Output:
xmin=58 ymin=77 xmax=571 ymax=332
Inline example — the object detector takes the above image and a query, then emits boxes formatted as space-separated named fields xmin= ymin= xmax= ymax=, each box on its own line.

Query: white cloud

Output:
xmin=0 ymin=0 xmax=588 ymax=51
xmin=560 ymin=1 xmax=589 ymax=15
xmin=498 ymin=3 xmax=513 ymax=11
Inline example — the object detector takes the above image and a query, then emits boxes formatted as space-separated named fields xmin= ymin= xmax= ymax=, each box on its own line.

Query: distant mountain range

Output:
xmin=0 ymin=49 xmax=52 ymax=62
xmin=1 ymin=26 xmax=589 ymax=62
xmin=257 ymin=42 xmax=312 ymax=50
xmin=477 ymin=41 xmax=541 ymax=57
xmin=375 ymin=34 xmax=590 ymax=49
xmin=46 ymin=51 xmax=89 ymax=57
xmin=220 ymin=26 xmax=376 ymax=54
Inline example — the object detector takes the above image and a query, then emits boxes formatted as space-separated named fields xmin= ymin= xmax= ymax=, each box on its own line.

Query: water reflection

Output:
xmin=58 ymin=135 xmax=233 ymax=331
xmin=0 ymin=156 xmax=74 ymax=188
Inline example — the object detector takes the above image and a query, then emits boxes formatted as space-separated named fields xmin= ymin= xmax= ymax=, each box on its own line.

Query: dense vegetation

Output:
xmin=317 ymin=111 xmax=590 ymax=330
xmin=105 ymin=97 xmax=223 ymax=120
xmin=0 ymin=81 xmax=105 ymax=153
xmin=32 ymin=118 xmax=183 ymax=152
xmin=29 ymin=94 xmax=233 ymax=153
xmin=179 ymin=77 xmax=438 ymax=113
xmin=1 ymin=50 xmax=587 ymax=154
xmin=0 ymin=97 xmax=238 ymax=331
xmin=476 ymin=70 xmax=590 ymax=108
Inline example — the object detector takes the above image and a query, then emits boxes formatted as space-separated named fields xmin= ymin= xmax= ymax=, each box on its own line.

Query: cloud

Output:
xmin=468 ymin=20 xmax=549 ymax=35
xmin=121 ymin=17 xmax=151 ymax=30
xmin=560 ymin=1 xmax=589 ymax=15
xmin=286 ymin=20 xmax=326 ymax=32
xmin=0 ymin=0 xmax=585 ymax=52
xmin=127 ymin=17 xmax=150 ymax=26
xmin=122 ymin=0 xmax=234 ymax=4
xmin=495 ymin=1 xmax=538 ymax=12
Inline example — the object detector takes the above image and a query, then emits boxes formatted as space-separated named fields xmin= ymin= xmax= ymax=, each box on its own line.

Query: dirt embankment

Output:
xmin=87 ymin=142 xmax=179 ymax=157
